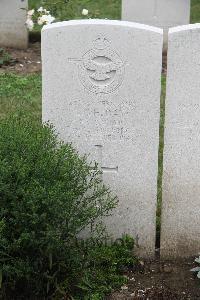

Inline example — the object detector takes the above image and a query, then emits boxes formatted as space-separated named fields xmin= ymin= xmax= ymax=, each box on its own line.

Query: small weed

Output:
xmin=0 ymin=48 xmax=12 ymax=66
xmin=191 ymin=256 xmax=200 ymax=279
xmin=75 ymin=235 xmax=136 ymax=299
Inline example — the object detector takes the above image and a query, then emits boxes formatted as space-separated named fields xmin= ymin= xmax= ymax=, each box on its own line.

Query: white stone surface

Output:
xmin=0 ymin=0 xmax=28 ymax=49
xmin=122 ymin=0 xmax=190 ymax=51
xmin=42 ymin=20 xmax=163 ymax=257
xmin=161 ymin=24 xmax=200 ymax=259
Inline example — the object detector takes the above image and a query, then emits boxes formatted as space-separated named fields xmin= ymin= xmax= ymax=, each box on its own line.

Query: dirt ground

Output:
xmin=107 ymin=259 xmax=200 ymax=300
xmin=0 ymin=42 xmax=41 ymax=74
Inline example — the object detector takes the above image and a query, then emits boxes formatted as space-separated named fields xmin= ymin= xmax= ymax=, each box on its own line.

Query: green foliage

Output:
xmin=191 ymin=256 xmax=200 ymax=279
xmin=0 ymin=49 xmax=12 ymax=66
xmin=29 ymin=0 xmax=121 ymax=24
xmin=0 ymin=113 xmax=130 ymax=299
xmin=75 ymin=235 xmax=136 ymax=300
xmin=29 ymin=0 xmax=200 ymax=30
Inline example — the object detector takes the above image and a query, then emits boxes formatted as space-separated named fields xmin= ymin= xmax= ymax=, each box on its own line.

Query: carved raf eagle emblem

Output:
xmin=68 ymin=36 xmax=125 ymax=95
xmin=83 ymin=57 xmax=123 ymax=81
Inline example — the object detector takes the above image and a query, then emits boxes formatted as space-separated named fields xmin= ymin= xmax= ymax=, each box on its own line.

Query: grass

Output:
xmin=191 ymin=0 xmax=200 ymax=23
xmin=0 ymin=73 xmax=41 ymax=120
xmin=157 ymin=76 xmax=166 ymax=239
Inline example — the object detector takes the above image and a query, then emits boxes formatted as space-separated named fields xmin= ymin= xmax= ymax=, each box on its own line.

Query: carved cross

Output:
xmin=95 ymin=145 xmax=118 ymax=175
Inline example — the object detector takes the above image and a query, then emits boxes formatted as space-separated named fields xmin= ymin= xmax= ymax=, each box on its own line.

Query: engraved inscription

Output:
xmin=68 ymin=96 xmax=136 ymax=142
xmin=69 ymin=95 xmax=136 ymax=142
xmin=69 ymin=36 xmax=125 ymax=94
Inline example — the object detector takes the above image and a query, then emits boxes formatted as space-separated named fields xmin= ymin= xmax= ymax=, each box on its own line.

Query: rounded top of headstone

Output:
xmin=169 ymin=23 xmax=200 ymax=34
xmin=42 ymin=19 xmax=163 ymax=35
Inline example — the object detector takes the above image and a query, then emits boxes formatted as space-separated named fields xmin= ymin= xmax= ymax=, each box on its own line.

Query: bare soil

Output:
xmin=0 ymin=42 xmax=41 ymax=74
xmin=107 ymin=259 xmax=200 ymax=300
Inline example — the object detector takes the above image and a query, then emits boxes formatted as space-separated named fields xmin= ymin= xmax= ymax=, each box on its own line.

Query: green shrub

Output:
xmin=0 ymin=113 xmax=125 ymax=299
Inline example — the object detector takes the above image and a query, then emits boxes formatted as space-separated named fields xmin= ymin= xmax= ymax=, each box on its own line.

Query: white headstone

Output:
xmin=0 ymin=0 xmax=28 ymax=49
xmin=161 ymin=24 xmax=200 ymax=258
xmin=122 ymin=0 xmax=190 ymax=51
xmin=42 ymin=20 xmax=163 ymax=257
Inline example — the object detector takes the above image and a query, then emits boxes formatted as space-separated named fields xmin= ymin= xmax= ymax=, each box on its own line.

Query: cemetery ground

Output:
xmin=0 ymin=44 xmax=200 ymax=300
xmin=1 ymin=1 xmax=200 ymax=300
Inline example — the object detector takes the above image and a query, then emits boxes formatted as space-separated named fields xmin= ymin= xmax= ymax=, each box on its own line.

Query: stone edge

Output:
xmin=42 ymin=19 xmax=163 ymax=35
xmin=169 ymin=23 xmax=200 ymax=34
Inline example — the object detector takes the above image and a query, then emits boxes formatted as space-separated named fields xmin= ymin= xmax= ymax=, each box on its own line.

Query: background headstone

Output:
xmin=122 ymin=0 xmax=190 ymax=51
xmin=0 ymin=0 xmax=28 ymax=49
xmin=161 ymin=24 xmax=200 ymax=258
xmin=42 ymin=20 xmax=163 ymax=257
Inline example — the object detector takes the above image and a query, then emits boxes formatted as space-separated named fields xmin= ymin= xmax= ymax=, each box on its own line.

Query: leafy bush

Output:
xmin=0 ymin=113 xmax=134 ymax=299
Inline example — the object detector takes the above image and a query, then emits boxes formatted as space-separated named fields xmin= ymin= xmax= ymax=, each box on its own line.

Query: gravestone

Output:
xmin=122 ymin=0 xmax=190 ymax=51
xmin=42 ymin=20 xmax=163 ymax=257
xmin=0 ymin=0 xmax=28 ymax=49
xmin=161 ymin=24 xmax=200 ymax=258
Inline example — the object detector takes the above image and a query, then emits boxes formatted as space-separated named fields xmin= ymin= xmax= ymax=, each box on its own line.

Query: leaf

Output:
xmin=197 ymin=272 xmax=200 ymax=279
xmin=77 ymin=284 xmax=90 ymax=292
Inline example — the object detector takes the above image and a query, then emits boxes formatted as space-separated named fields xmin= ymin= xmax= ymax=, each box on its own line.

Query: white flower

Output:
xmin=38 ymin=14 xmax=55 ymax=25
xmin=27 ymin=9 xmax=35 ymax=16
xmin=37 ymin=17 xmax=44 ymax=25
xmin=45 ymin=14 xmax=55 ymax=24
xmin=37 ymin=6 xmax=44 ymax=13
xmin=26 ymin=17 xmax=34 ymax=31
xmin=82 ymin=9 xmax=89 ymax=16
xmin=44 ymin=14 xmax=55 ymax=25
xmin=38 ymin=7 xmax=50 ymax=14
xmin=43 ymin=9 xmax=50 ymax=14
